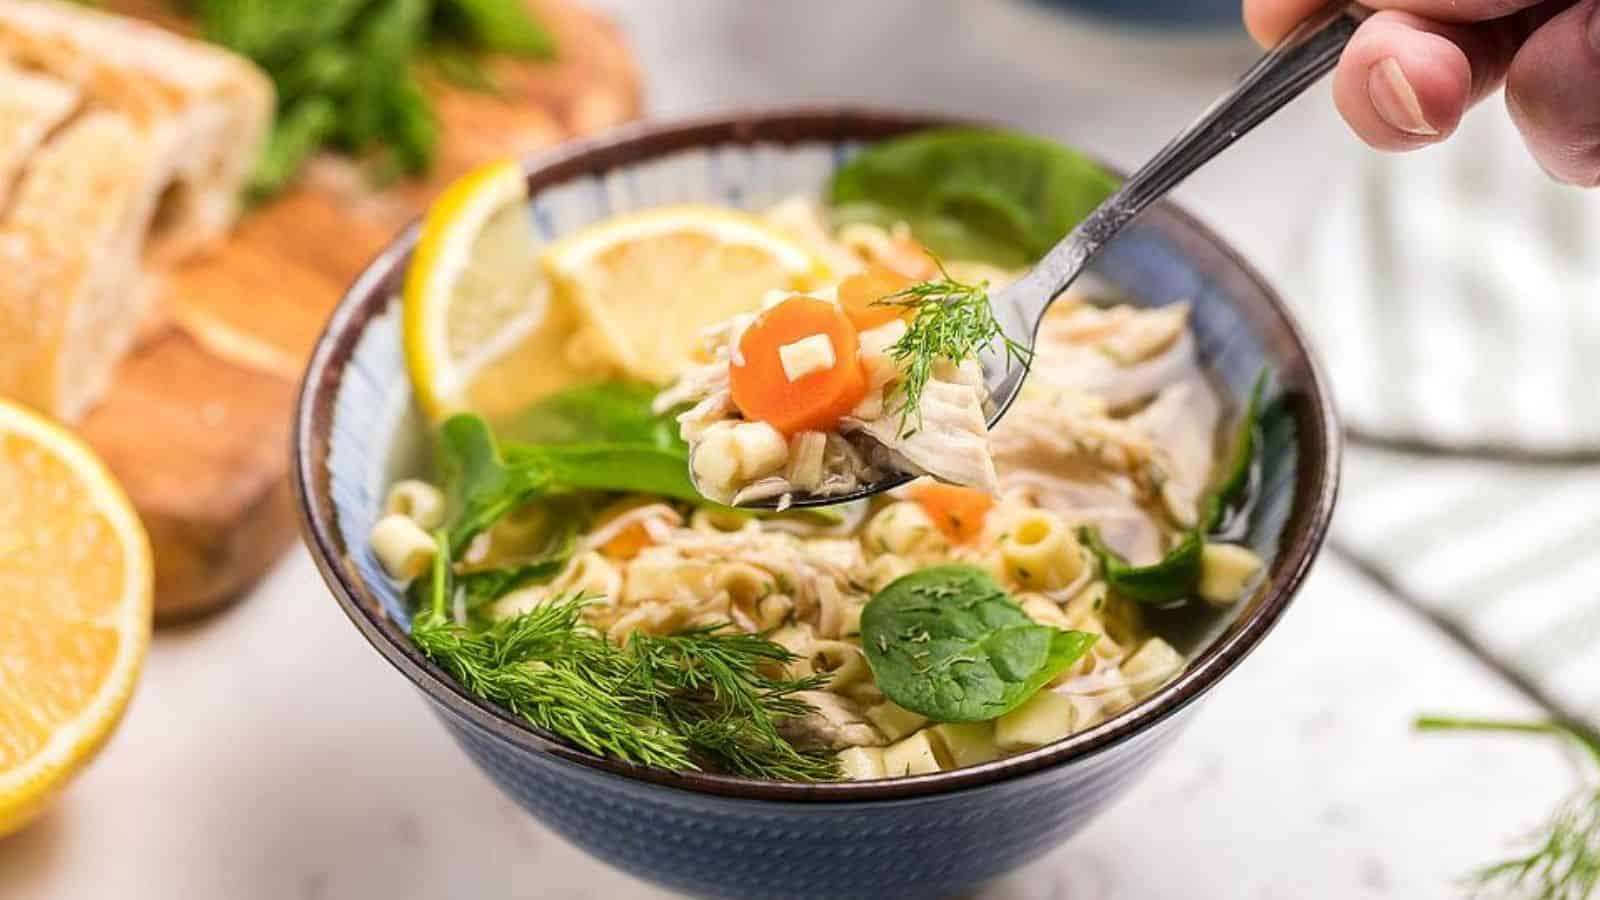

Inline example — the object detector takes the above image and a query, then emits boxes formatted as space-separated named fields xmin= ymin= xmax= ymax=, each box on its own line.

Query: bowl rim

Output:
xmin=293 ymin=105 xmax=1342 ymax=804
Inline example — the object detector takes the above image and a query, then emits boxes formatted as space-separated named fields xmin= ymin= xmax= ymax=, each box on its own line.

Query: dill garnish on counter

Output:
xmin=1418 ymin=716 xmax=1600 ymax=899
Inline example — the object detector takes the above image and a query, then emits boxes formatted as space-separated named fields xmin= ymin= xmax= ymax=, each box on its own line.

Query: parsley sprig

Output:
xmin=872 ymin=259 xmax=1031 ymax=437
xmin=184 ymin=0 xmax=557 ymax=197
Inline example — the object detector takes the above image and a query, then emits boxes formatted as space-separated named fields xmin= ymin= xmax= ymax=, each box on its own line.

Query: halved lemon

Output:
xmin=404 ymin=159 xmax=559 ymax=420
xmin=541 ymin=205 xmax=826 ymax=384
xmin=0 ymin=399 xmax=152 ymax=837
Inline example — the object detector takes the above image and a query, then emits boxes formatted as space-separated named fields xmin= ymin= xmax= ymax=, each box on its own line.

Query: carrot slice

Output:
xmin=914 ymin=483 xmax=994 ymax=544
xmin=838 ymin=264 xmax=917 ymax=331
xmin=730 ymin=296 xmax=867 ymax=435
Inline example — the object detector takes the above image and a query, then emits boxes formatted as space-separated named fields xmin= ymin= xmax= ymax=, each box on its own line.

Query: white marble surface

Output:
xmin=1 ymin=2 xmax=1582 ymax=897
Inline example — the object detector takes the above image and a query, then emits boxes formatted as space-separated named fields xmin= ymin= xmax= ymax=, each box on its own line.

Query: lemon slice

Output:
xmin=404 ymin=159 xmax=555 ymax=419
xmin=542 ymin=205 xmax=826 ymax=384
xmin=0 ymin=399 xmax=152 ymax=836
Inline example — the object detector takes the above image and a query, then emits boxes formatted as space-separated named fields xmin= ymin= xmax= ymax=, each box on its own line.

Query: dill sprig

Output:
xmin=1417 ymin=717 xmax=1600 ymax=899
xmin=872 ymin=258 xmax=1031 ymax=437
xmin=410 ymin=532 xmax=839 ymax=780
xmin=629 ymin=629 xmax=839 ymax=782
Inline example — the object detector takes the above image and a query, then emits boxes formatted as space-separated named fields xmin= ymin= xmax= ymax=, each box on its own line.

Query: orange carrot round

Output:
xmin=730 ymin=296 xmax=866 ymax=435
xmin=838 ymin=264 xmax=917 ymax=331
xmin=914 ymin=483 xmax=994 ymax=544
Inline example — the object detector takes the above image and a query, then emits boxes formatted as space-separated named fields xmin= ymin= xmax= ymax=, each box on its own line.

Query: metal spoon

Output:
xmin=726 ymin=2 xmax=1370 ymax=510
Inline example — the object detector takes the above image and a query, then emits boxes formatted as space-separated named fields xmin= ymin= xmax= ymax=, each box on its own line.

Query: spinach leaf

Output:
xmin=861 ymin=565 xmax=1098 ymax=723
xmin=1201 ymin=369 xmax=1268 ymax=532
xmin=499 ymin=381 xmax=684 ymax=452
xmin=438 ymin=414 xmax=551 ymax=547
xmin=828 ymin=129 xmax=1119 ymax=268
xmin=457 ymin=556 xmax=568 ymax=612
xmin=438 ymin=405 xmax=710 ymax=546
xmin=1080 ymin=526 xmax=1204 ymax=605
xmin=509 ymin=443 xmax=702 ymax=504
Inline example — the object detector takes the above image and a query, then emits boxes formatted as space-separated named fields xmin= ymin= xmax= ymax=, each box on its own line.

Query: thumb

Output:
xmin=1504 ymin=0 xmax=1600 ymax=186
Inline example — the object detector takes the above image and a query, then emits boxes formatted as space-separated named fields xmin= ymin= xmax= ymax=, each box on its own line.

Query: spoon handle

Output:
xmin=1010 ymin=2 xmax=1371 ymax=325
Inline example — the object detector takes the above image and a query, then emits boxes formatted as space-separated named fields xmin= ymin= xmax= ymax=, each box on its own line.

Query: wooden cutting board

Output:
xmin=78 ymin=0 xmax=642 ymax=623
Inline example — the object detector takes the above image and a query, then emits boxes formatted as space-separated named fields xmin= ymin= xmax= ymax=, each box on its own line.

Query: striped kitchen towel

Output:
xmin=1287 ymin=108 xmax=1600 ymax=726
xmin=1332 ymin=445 xmax=1600 ymax=726
xmin=1290 ymin=109 xmax=1600 ymax=457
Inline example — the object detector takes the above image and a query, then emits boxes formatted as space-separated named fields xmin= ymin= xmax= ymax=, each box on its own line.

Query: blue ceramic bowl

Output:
xmin=1032 ymin=0 xmax=1242 ymax=29
xmin=293 ymin=108 xmax=1340 ymax=900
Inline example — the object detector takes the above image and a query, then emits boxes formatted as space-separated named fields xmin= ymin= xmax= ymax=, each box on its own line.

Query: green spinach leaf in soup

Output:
xmin=496 ymin=381 xmax=685 ymax=452
xmin=1080 ymin=526 xmax=1204 ymax=606
xmin=437 ymin=413 xmax=552 ymax=548
xmin=862 ymin=565 xmax=1098 ymax=723
xmin=436 ymin=381 xmax=697 ymax=546
xmin=507 ymin=443 xmax=702 ymax=504
xmin=1082 ymin=368 xmax=1270 ymax=604
xmin=828 ymin=129 xmax=1119 ymax=269
xmin=1201 ymin=369 xmax=1268 ymax=532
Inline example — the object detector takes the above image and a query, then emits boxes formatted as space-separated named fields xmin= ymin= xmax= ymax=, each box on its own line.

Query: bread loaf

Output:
xmin=0 ymin=1 xmax=272 ymax=420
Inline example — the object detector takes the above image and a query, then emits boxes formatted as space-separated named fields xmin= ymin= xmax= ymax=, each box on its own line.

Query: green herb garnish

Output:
xmin=185 ymin=0 xmax=556 ymax=198
xmin=412 ymin=534 xmax=838 ymax=780
xmin=874 ymin=260 xmax=1031 ymax=437
xmin=1417 ymin=716 xmax=1600 ymax=899
xmin=860 ymin=565 xmax=1097 ymax=723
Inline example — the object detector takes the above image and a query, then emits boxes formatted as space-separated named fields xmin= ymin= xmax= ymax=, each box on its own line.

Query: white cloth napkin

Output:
xmin=1289 ymin=109 xmax=1600 ymax=726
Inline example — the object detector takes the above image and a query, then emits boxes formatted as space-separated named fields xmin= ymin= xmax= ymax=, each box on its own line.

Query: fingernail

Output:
xmin=1368 ymin=57 xmax=1438 ymax=136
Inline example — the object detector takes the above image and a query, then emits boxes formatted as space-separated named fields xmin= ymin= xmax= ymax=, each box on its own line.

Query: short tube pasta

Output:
xmin=882 ymin=730 xmax=946 ymax=776
xmin=999 ymin=510 xmax=1085 ymax=590
xmin=808 ymin=640 xmax=872 ymax=691
xmin=370 ymin=513 xmax=436 ymax=582
xmin=1199 ymin=543 xmax=1264 ymax=605
xmin=383 ymin=479 xmax=447 ymax=530
xmin=1121 ymin=638 xmax=1185 ymax=700
xmin=863 ymin=502 xmax=946 ymax=559
xmin=836 ymin=746 xmax=886 ymax=781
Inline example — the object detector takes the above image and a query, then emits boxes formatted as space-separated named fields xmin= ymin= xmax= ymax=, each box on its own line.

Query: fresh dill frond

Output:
xmin=413 ymin=598 xmax=697 ymax=770
xmin=872 ymin=258 xmax=1032 ymax=436
xmin=628 ymin=629 xmax=839 ymax=782
xmin=1417 ymin=717 xmax=1600 ymax=900
xmin=410 ymin=533 xmax=839 ymax=780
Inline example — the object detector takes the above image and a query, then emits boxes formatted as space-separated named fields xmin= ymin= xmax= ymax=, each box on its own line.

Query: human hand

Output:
xmin=1244 ymin=0 xmax=1600 ymax=185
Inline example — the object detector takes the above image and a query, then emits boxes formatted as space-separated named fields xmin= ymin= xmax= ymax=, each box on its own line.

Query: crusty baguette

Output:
xmin=0 ymin=112 xmax=160 ymax=420
xmin=0 ymin=2 xmax=272 ymax=420
xmin=0 ymin=0 xmax=273 ymax=261
xmin=0 ymin=61 xmax=77 ymax=211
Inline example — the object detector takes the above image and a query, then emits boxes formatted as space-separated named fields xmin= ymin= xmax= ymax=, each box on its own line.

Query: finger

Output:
xmin=1331 ymin=11 xmax=1524 ymax=150
xmin=1245 ymin=0 xmax=1546 ymax=47
xmin=1504 ymin=0 xmax=1600 ymax=185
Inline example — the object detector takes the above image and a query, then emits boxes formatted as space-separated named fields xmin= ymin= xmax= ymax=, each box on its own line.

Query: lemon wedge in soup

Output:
xmin=541 ymin=206 xmax=825 ymax=384
xmin=405 ymin=159 xmax=582 ymax=420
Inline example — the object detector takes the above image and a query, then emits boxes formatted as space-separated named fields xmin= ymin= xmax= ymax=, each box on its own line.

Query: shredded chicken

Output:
xmin=845 ymin=363 xmax=999 ymax=494
xmin=777 ymin=691 xmax=883 ymax=750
